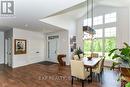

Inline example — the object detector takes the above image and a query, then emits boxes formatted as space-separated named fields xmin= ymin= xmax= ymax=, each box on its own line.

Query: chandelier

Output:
xmin=83 ymin=0 xmax=96 ymax=40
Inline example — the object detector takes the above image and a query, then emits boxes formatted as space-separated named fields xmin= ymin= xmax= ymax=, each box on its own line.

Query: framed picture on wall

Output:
xmin=70 ymin=36 xmax=76 ymax=52
xmin=14 ymin=39 xmax=27 ymax=54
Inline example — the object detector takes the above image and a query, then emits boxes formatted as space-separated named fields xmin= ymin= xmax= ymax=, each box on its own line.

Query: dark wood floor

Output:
xmin=0 ymin=64 xmax=120 ymax=87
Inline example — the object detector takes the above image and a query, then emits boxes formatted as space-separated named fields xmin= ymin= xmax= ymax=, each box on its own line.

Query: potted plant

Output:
xmin=108 ymin=42 xmax=130 ymax=87
xmin=74 ymin=47 xmax=83 ymax=59
xmin=108 ymin=42 xmax=130 ymax=69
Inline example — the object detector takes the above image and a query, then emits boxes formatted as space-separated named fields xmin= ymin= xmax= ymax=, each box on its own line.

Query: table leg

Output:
xmin=90 ymin=67 xmax=92 ymax=82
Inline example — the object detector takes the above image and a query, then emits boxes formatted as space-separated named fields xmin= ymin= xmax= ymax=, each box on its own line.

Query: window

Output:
xmin=84 ymin=12 xmax=116 ymax=26
xmin=83 ymin=16 xmax=103 ymax=26
xmin=94 ymin=29 xmax=103 ymax=38
xmin=83 ymin=18 xmax=92 ymax=26
xmin=83 ymin=12 xmax=117 ymax=60
xmin=84 ymin=40 xmax=91 ymax=52
xmin=105 ymin=12 xmax=116 ymax=23
xmin=93 ymin=39 xmax=103 ymax=53
xmin=93 ymin=16 xmax=103 ymax=25
xmin=104 ymin=37 xmax=116 ymax=60
xmin=105 ymin=27 xmax=116 ymax=37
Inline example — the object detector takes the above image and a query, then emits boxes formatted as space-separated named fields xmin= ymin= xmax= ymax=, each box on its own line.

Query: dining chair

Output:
xmin=71 ymin=60 xmax=90 ymax=87
xmin=73 ymin=55 xmax=79 ymax=60
xmin=79 ymin=54 xmax=84 ymax=59
xmin=57 ymin=54 xmax=66 ymax=66
xmin=91 ymin=53 xmax=99 ymax=58
xmin=92 ymin=58 xmax=105 ymax=81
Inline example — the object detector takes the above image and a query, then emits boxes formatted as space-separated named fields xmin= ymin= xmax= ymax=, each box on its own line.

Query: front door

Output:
xmin=48 ymin=35 xmax=58 ymax=62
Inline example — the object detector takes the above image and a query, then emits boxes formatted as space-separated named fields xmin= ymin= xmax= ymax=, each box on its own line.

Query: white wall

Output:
xmin=68 ymin=21 xmax=77 ymax=64
xmin=0 ymin=32 xmax=4 ymax=64
xmin=41 ymin=16 xmax=76 ymax=31
xmin=117 ymin=8 xmax=129 ymax=48
xmin=41 ymin=7 xmax=79 ymax=65
xmin=76 ymin=18 xmax=84 ymax=49
xmin=12 ymin=28 xmax=46 ymax=68
xmin=44 ymin=16 xmax=77 ymax=64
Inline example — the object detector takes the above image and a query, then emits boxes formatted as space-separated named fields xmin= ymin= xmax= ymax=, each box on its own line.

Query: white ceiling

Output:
xmin=0 ymin=0 xmax=85 ymax=32
xmin=40 ymin=2 xmax=86 ymax=30
xmin=98 ymin=0 xmax=130 ymax=7
xmin=0 ymin=0 xmax=130 ymax=32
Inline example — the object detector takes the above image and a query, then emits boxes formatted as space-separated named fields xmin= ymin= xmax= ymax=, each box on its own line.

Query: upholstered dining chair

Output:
xmin=79 ymin=54 xmax=84 ymax=59
xmin=73 ymin=55 xmax=79 ymax=60
xmin=71 ymin=60 xmax=90 ymax=87
xmin=91 ymin=53 xmax=99 ymax=58
xmin=92 ymin=58 xmax=105 ymax=81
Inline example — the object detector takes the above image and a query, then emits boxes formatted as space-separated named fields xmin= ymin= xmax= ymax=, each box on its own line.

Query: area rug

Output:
xmin=37 ymin=61 xmax=57 ymax=65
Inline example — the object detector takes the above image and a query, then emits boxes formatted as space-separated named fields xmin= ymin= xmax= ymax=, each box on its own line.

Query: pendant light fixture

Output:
xmin=83 ymin=0 xmax=96 ymax=54
xmin=83 ymin=0 xmax=95 ymax=36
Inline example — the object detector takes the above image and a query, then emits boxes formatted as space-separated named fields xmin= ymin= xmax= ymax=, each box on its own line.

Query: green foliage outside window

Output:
xmin=93 ymin=39 xmax=102 ymax=52
xmin=105 ymin=37 xmax=116 ymax=52
xmin=84 ymin=37 xmax=116 ymax=59
xmin=84 ymin=40 xmax=91 ymax=52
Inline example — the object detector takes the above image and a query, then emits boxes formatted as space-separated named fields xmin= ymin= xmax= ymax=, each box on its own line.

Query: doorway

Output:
xmin=5 ymin=38 xmax=12 ymax=67
xmin=47 ymin=35 xmax=59 ymax=63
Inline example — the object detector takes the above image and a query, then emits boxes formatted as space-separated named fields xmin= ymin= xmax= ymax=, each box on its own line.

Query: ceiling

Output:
xmin=0 ymin=0 xmax=85 ymax=32
xmin=98 ymin=0 xmax=130 ymax=7
xmin=40 ymin=2 xmax=87 ymax=30
xmin=0 ymin=0 xmax=130 ymax=32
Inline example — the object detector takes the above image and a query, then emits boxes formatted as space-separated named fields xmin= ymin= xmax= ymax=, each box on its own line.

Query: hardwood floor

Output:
xmin=0 ymin=64 xmax=120 ymax=87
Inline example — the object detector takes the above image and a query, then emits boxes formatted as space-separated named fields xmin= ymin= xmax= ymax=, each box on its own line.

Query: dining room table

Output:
xmin=82 ymin=57 xmax=102 ymax=82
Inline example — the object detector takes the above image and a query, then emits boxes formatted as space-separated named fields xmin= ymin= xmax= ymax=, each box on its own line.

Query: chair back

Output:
xmin=71 ymin=60 xmax=85 ymax=79
xmin=57 ymin=54 xmax=66 ymax=66
xmin=79 ymin=54 xmax=84 ymax=58
xmin=73 ymin=55 xmax=79 ymax=60
xmin=91 ymin=53 xmax=98 ymax=58
xmin=98 ymin=58 xmax=105 ymax=73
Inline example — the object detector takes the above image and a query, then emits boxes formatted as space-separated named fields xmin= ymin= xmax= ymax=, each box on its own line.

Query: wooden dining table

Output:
xmin=82 ymin=57 xmax=102 ymax=82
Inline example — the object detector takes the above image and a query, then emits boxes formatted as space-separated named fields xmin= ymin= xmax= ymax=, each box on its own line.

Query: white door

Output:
xmin=0 ymin=32 xmax=4 ymax=64
xmin=48 ymin=36 xmax=58 ymax=62
xmin=5 ymin=38 xmax=12 ymax=67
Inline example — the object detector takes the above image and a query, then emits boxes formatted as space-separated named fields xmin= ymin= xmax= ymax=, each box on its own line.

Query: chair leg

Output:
xmin=102 ymin=67 xmax=104 ymax=72
xmin=98 ymin=74 xmax=100 ymax=82
xmin=82 ymin=80 xmax=84 ymax=87
xmin=71 ymin=76 xmax=73 ymax=85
